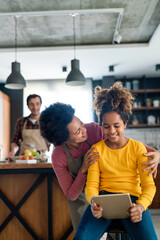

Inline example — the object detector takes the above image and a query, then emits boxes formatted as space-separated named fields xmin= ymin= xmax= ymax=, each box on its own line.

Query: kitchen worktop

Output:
xmin=0 ymin=159 xmax=53 ymax=170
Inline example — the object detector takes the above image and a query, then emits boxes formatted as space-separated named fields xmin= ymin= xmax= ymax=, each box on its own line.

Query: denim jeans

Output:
xmin=73 ymin=192 xmax=157 ymax=240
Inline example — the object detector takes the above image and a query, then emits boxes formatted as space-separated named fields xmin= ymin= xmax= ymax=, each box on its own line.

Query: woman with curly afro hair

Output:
xmin=74 ymin=82 xmax=157 ymax=240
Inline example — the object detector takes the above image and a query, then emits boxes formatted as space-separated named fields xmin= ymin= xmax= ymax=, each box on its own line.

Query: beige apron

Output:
xmin=63 ymin=140 xmax=92 ymax=232
xmin=20 ymin=120 xmax=47 ymax=154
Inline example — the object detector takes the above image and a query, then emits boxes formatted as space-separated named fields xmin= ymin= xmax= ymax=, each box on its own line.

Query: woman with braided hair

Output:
xmin=74 ymin=82 xmax=157 ymax=240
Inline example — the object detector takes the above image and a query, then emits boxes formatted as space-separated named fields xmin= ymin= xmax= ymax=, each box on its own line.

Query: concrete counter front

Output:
xmin=0 ymin=160 xmax=73 ymax=240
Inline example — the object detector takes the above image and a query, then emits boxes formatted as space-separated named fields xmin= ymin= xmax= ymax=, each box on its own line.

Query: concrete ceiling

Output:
xmin=0 ymin=0 xmax=160 ymax=83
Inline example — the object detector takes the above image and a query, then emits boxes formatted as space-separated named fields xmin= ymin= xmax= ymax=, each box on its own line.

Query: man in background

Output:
xmin=8 ymin=94 xmax=49 ymax=156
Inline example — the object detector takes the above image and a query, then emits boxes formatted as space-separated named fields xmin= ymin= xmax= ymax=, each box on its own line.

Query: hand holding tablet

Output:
xmin=92 ymin=193 xmax=132 ymax=219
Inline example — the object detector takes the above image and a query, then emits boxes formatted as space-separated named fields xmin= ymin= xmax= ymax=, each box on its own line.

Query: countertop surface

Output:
xmin=0 ymin=159 xmax=52 ymax=169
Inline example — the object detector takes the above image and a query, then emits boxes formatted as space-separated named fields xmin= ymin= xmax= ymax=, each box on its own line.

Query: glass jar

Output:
xmin=146 ymin=98 xmax=152 ymax=107
xmin=126 ymin=81 xmax=131 ymax=90
xmin=132 ymin=80 xmax=139 ymax=90
xmin=29 ymin=143 xmax=36 ymax=152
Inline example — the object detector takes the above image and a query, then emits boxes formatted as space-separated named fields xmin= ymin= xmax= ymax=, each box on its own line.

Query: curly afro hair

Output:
xmin=39 ymin=102 xmax=75 ymax=146
xmin=93 ymin=82 xmax=134 ymax=125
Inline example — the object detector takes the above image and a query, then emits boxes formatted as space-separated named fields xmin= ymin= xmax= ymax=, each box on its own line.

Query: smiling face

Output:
xmin=28 ymin=97 xmax=41 ymax=117
xmin=66 ymin=116 xmax=88 ymax=148
xmin=102 ymin=111 xmax=127 ymax=148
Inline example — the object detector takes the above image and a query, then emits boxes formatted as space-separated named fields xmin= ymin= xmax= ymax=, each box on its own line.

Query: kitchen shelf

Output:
xmin=133 ymin=107 xmax=160 ymax=111
xmin=131 ymin=89 xmax=160 ymax=93
xmin=126 ymin=79 xmax=160 ymax=128
xmin=128 ymin=124 xmax=160 ymax=128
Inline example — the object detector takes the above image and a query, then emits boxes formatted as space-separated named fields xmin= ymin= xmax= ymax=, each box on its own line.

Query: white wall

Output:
xmin=23 ymin=78 xmax=93 ymax=123
xmin=23 ymin=79 xmax=93 ymax=159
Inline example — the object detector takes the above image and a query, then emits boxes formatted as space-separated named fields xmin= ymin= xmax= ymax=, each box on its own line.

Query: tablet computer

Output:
xmin=92 ymin=193 xmax=132 ymax=219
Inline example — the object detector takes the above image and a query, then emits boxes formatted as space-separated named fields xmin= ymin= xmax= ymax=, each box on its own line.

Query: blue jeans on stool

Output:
xmin=73 ymin=193 xmax=157 ymax=240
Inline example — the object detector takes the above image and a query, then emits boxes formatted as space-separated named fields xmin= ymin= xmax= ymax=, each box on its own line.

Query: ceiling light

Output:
xmin=5 ymin=16 xmax=26 ymax=89
xmin=66 ymin=59 xmax=85 ymax=86
xmin=113 ymin=30 xmax=122 ymax=44
xmin=66 ymin=14 xmax=85 ymax=86
xmin=5 ymin=62 xmax=26 ymax=89
xmin=112 ymin=12 xmax=123 ymax=44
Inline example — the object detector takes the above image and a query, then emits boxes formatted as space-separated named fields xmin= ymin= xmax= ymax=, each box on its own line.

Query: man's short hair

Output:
xmin=27 ymin=94 xmax=42 ymax=106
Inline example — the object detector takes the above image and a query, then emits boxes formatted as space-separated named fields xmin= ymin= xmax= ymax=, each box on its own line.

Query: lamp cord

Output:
xmin=72 ymin=14 xmax=76 ymax=59
xmin=15 ymin=16 xmax=17 ymax=62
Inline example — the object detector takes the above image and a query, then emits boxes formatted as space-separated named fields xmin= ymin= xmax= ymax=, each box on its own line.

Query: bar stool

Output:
xmin=107 ymin=220 xmax=130 ymax=240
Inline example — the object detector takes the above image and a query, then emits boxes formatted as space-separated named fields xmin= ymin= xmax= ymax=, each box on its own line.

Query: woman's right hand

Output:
xmin=80 ymin=148 xmax=99 ymax=174
xmin=91 ymin=199 xmax=103 ymax=218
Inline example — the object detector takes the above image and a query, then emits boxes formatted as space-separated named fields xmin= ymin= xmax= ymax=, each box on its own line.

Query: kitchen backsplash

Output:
xmin=125 ymin=128 xmax=160 ymax=151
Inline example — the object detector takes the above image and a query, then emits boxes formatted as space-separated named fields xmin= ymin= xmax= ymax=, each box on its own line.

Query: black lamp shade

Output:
xmin=5 ymin=61 xmax=26 ymax=89
xmin=66 ymin=59 xmax=86 ymax=86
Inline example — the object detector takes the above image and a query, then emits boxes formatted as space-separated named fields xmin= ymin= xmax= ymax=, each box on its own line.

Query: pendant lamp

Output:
xmin=5 ymin=17 xmax=26 ymax=89
xmin=66 ymin=14 xmax=85 ymax=86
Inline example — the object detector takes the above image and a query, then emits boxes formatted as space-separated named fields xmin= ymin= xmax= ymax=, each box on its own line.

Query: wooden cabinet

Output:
xmin=123 ymin=78 xmax=160 ymax=128
xmin=0 ymin=163 xmax=73 ymax=240
xmin=0 ymin=91 xmax=10 ymax=157
xmin=128 ymin=88 xmax=160 ymax=128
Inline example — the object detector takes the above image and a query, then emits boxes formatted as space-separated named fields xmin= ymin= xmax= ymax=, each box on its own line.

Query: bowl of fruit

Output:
xmin=19 ymin=149 xmax=40 ymax=160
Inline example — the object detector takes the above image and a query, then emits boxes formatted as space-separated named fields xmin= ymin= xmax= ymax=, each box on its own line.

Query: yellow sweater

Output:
xmin=85 ymin=139 xmax=156 ymax=210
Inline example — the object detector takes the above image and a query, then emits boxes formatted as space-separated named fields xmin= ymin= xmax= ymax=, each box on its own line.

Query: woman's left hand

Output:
xmin=142 ymin=150 xmax=160 ymax=178
xmin=127 ymin=203 xmax=144 ymax=223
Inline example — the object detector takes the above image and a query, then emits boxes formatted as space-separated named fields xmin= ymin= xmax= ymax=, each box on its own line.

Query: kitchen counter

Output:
xmin=1 ymin=160 xmax=159 ymax=239
xmin=0 ymin=159 xmax=53 ymax=170
xmin=0 ymin=160 xmax=72 ymax=240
